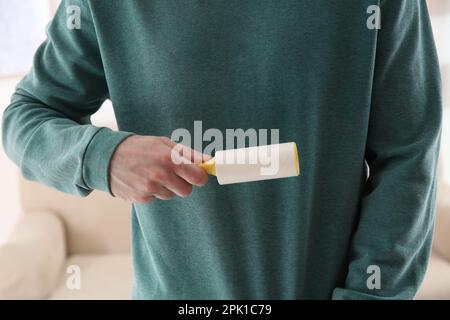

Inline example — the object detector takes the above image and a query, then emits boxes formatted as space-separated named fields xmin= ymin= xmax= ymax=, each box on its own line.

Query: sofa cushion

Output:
xmin=20 ymin=179 xmax=131 ymax=255
xmin=0 ymin=211 xmax=66 ymax=299
xmin=50 ymin=254 xmax=132 ymax=300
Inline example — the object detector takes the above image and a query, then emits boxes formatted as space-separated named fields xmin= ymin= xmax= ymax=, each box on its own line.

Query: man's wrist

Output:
xmin=82 ymin=127 xmax=134 ymax=195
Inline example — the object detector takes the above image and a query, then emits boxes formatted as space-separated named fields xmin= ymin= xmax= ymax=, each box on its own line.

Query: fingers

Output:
xmin=161 ymin=137 xmax=211 ymax=164
xmin=160 ymin=138 xmax=210 ymax=187
xmin=173 ymin=162 xmax=208 ymax=187
xmin=184 ymin=146 xmax=210 ymax=164
xmin=159 ymin=136 xmax=177 ymax=148
xmin=162 ymin=173 xmax=194 ymax=198
xmin=133 ymin=194 xmax=156 ymax=204
xmin=133 ymin=184 xmax=175 ymax=203
xmin=154 ymin=186 xmax=175 ymax=201
xmin=140 ymin=137 xmax=210 ymax=201
xmin=110 ymin=135 xmax=210 ymax=205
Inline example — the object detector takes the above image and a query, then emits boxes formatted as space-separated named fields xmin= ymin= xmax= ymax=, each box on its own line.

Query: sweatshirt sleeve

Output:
xmin=333 ymin=0 xmax=442 ymax=300
xmin=1 ymin=0 xmax=133 ymax=196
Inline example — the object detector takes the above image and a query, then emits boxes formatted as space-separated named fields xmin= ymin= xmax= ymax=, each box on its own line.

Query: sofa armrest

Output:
xmin=0 ymin=211 xmax=66 ymax=299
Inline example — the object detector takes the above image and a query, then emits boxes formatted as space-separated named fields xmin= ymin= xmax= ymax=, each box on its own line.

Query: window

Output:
xmin=0 ymin=0 xmax=51 ymax=77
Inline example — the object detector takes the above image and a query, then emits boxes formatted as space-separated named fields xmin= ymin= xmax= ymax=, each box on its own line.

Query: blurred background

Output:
xmin=0 ymin=0 xmax=448 ymax=299
xmin=0 ymin=0 xmax=116 ymax=244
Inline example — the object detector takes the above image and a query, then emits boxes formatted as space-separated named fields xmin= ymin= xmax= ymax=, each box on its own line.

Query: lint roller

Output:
xmin=199 ymin=142 xmax=300 ymax=185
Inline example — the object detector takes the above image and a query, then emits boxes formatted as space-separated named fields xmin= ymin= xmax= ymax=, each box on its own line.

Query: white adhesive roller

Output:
xmin=199 ymin=142 xmax=300 ymax=185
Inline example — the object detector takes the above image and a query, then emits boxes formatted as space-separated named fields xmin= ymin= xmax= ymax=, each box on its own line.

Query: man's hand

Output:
xmin=109 ymin=135 xmax=209 ymax=203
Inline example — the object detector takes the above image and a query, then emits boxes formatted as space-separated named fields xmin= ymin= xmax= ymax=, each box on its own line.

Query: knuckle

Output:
xmin=149 ymin=169 xmax=168 ymax=182
xmin=161 ymin=151 xmax=174 ymax=164
xmin=159 ymin=136 xmax=170 ymax=143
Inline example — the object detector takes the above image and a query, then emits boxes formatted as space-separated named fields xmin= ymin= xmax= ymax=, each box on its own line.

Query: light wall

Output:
xmin=0 ymin=0 xmax=55 ymax=243
xmin=0 ymin=77 xmax=21 ymax=243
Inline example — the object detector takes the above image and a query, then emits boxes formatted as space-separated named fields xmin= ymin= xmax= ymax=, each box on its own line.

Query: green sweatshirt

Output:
xmin=2 ymin=0 xmax=442 ymax=299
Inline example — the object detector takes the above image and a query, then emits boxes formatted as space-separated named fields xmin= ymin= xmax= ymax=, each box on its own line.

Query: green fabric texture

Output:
xmin=2 ymin=0 xmax=442 ymax=299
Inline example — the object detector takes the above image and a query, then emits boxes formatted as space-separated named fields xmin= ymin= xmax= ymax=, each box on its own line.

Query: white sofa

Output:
xmin=0 ymin=176 xmax=449 ymax=299
xmin=0 ymin=178 xmax=133 ymax=299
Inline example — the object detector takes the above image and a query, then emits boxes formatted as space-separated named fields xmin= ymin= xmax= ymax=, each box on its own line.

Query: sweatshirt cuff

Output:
xmin=83 ymin=127 xmax=134 ymax=195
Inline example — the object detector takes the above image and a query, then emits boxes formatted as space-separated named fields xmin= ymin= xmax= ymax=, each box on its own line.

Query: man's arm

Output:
xmin=333 ymin=0 xmax=442 ymax=299
xmin=2 ymin=0 xmax=207 ymax=201
xmin=2 ymin=1 xmax=131 ymax=196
